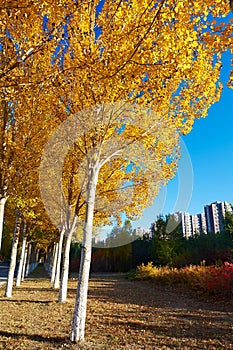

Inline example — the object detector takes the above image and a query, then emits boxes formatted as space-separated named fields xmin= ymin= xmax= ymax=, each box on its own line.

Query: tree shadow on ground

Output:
xmin=88 ymin=277 xmax=233 ymax=313
xmin=13 ymin=287 xmax=55 ymax=293
xmin=0 ymin=330 xmax=68 ymax=344
xmin=0 ymin=298 xmax=54 ymax=304
xmin=109 ymin=316 xmax=232 ymax=341
xmin=86 ymin=277 xmax=233 ymax=345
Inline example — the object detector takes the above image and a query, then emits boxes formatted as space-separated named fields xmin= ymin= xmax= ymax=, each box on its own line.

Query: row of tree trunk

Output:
xmin=5 ymin=199 xmax=94 ymax=342
xmin=43 ymin=227 xmax=75 ymax=303
xmin=4 ymin=214 xmax=72 ymax=303
xmin=5 ymin=214 xmax=40 ymax=297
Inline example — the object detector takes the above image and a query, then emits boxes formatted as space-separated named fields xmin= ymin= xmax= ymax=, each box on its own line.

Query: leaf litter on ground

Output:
xmin=0 ymin=264 xmax=232 ymax=349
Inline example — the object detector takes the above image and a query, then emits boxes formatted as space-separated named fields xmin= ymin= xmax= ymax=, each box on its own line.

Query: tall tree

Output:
xmin=1 ymin=0 xmax=233 ymax=343
xmin=5 ymin=211 xmax=22 ymax=297
xmin=61 ymin=0 xmax=232 ymax=341
xmin=16 ymin=221 xmax=27 ymax=287
xmin=0 ymin=0 xmax=84 ymax=249
xmin=35 ymin=0 xmax=233 ymax=342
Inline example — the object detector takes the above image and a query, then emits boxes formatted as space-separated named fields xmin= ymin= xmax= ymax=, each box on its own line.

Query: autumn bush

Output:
xmin=206 ymin=261 xmax=233 ymax=293
xmin=134 ymin=261 xmax=233 ymax=295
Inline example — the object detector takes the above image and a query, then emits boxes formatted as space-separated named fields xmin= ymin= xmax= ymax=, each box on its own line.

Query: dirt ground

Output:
xmin=0 ymin=265 xmax=232 ymax=349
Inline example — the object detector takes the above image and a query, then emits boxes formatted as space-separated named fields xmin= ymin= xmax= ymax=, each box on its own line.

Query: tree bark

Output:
xmin=53 ymin=226 xmax=65 ymax=289
xmin=25 ymin=243 xmax=32 ymax=277
xmin=44 ymin=247 xmax=52 ymax=275
xmin=48 ymin=246 xmax=53 ymax=277
xmin=51 ymin=242 xmax=59 ymax=283
xmin=58 ymin=217 xmax=77 ymax=302
xmin=16 ymin=222 xmax=27 ymax=287
xmin=21 ymin=242 xmax=28 ymax=281
xmin=70 ymin=163 xmax=99 ymax=342
xmin=0 ymin=197 xmax=7 ymax=251
xmin=58 ymin=233 xmax=72 ymax=302
xmin=35 ymin=247 xmax=40 ymax=263
xmin=5 ymin=213 xmax=22 ymax=297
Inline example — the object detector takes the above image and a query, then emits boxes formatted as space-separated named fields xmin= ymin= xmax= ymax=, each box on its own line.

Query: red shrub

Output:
xmin=206 ymin=262 xmax=233 ymax=293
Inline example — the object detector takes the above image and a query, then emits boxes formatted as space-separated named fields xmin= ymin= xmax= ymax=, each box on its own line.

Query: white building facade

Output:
xmin=204 ymin=201 xmax=232 ymax=234
xmin=170 ymin=201 xmax=232 ymax=238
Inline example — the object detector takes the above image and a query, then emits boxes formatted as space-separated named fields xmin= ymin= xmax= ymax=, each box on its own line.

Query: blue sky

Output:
xmin=132 ymin=51 xmax=233 ymax=229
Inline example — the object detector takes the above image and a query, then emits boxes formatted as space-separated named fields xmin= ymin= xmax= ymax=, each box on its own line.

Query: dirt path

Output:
xmin=0 ymin=267 xmax=232 ymax=349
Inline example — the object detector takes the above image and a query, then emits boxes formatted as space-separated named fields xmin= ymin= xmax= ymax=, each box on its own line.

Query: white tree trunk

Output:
xmin=70 ymin=164 xmax=99 ymax=342
xmin=53 ymin=227 xmax=65 ymax=289
xmin=16 ymin=223 xmax=27 ymax=287
xmin=21 ymin=243 xmax=28 ymax=281
xmin=58 ymin=219 xmax=76 ymax=302
xmin=0 ymin=197 xmax=7 ymax=251
xmin=5 ymin=214 xmax=22 ymax=297
xmin=35 ymin=248 xmax=40 ymax=263
xmin=44 ymin=249 xmax=51 ymax=275
xmin=25 ymin=243 xmax=32 ymax=277
xmin=51 ymin=242 xmax=59 ymax=283
xmin=58 ymin=234 xmax=72 ymax=302
xmin=48 ymin=247 xmax=53 ymax=274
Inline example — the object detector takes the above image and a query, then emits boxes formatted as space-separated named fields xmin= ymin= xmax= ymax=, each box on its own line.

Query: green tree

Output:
xmin=131 ymin=234 xmax=153 ymax=269
xmin=151 ymin=215 xmax=184 ymax=266
xmin=223 ymin=210 xmax=233 ymax=237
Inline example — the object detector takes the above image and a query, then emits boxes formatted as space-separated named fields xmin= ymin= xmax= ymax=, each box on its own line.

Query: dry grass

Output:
xmin=0 ymin=265 xmax=233 ymax=349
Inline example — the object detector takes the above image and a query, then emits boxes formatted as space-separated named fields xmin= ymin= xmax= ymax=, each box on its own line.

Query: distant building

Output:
xmin=197 ymin=213 xmax=207 ymax=234
xmin=134 ymin=226 xmax=151 ymax=238
xmin=172 ymin=212 xmax=192 ymax=239
xmin=204 ymin=201 xmax=232 ymax=233
xmin=170 ymin=201 xmax=232 ymax=238
xmin=190 ymin=213 xmax=207 ymax=235
xmin=190 ymin=214 xmax=199 ymax=235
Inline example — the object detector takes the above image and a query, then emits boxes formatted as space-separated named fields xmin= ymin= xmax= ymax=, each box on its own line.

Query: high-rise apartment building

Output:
xmin=170 ymin=201 xmax=232 ymax=238
xmin=172 ymin=212 xmax=192 ymax=239
xmin=191 ymin=214 xmax=199 ymax=235
xmin=197 ymin=213 xmax=207 ymax=233
xmin=190 ymin=213 xmax=207 ymax=235
xmin=204 ymin=201 xmax=232 ymax=234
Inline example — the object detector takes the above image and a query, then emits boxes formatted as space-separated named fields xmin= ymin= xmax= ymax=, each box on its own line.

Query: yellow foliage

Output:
xmin=0 ymin=0 xmax=232 ymax=240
